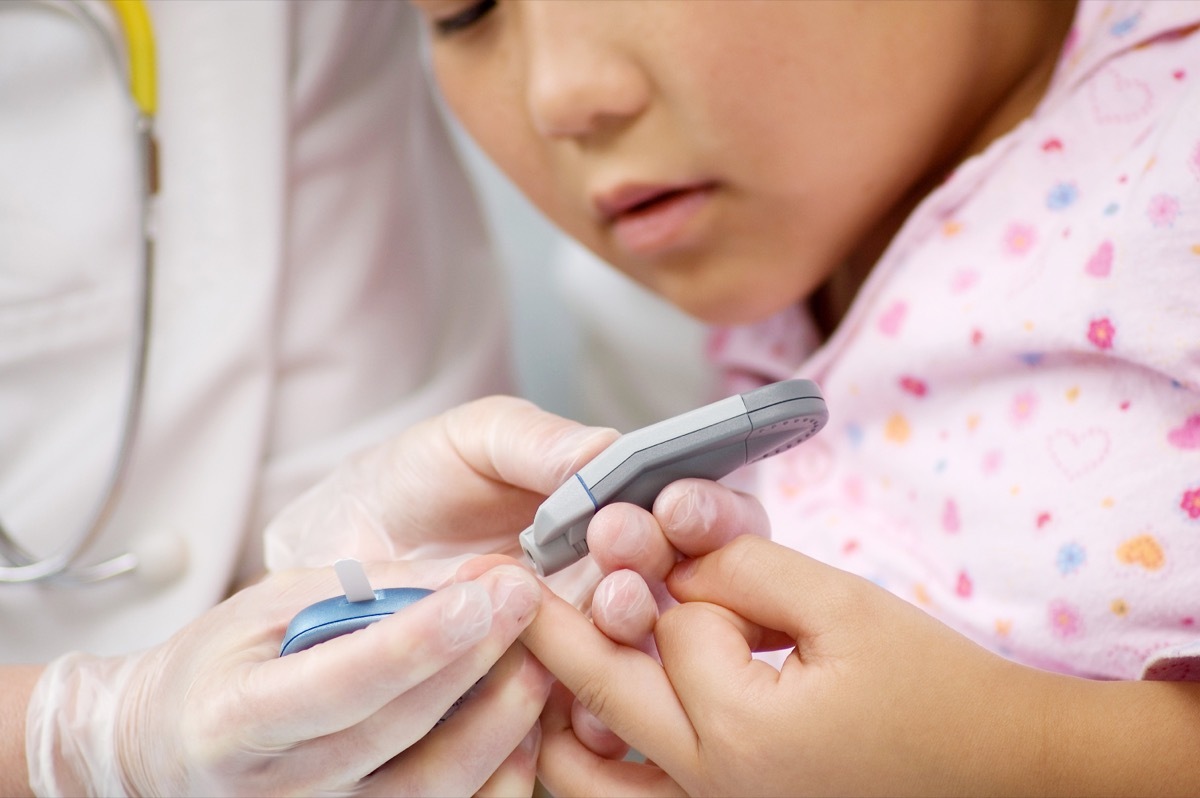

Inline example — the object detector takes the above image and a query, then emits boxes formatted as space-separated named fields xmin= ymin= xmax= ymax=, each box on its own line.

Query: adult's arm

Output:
xmin=0 ymin=666 xmax=41 ymax=798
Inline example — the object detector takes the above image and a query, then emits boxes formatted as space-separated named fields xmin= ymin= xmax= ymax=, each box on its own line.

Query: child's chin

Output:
xmin=670 ymin=287 xmax=794 ymax=328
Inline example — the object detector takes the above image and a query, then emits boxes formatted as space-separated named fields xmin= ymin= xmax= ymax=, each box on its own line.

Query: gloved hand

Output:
xmin=262 ymin=395 xmax=760 ymax=765
xmin=26 ymin=557 xmax=547 ymax=797
xmin=263 ymin=395 xmax=618 ymax=574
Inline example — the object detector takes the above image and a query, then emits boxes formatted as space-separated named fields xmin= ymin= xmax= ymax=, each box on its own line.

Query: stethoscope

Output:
xmin=0 ymin=0 xmax=161 ymax=585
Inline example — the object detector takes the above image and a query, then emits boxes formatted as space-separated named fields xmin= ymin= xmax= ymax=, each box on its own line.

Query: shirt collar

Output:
xmin=1041 ymin=0 xmax=1200 ymax=111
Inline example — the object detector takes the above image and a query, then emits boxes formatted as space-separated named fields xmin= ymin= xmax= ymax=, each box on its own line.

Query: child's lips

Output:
xmin=594 ymin=181 xmax=717 ymax=257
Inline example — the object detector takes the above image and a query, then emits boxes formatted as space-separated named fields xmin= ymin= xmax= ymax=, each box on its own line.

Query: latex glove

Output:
xmin=588 ymin=476 xmax=771 ymax=628
xmin=27 ymin=558 xmax=548 ymax=797
xmin=264 ymin=395 xmax=618 ymax=572
xmin=524 ymin=535 xmax=1072 ymax=797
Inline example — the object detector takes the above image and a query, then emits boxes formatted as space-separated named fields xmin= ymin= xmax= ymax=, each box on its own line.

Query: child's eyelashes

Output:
xmin=431 ymin=0 xmax=497 ymax=37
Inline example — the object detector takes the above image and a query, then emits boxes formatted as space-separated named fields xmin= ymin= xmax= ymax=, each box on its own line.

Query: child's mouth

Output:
xmin=597 ymin=182 xmax=716 ymax=256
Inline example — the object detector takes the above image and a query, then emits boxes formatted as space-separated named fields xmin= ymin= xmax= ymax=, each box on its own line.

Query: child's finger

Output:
xmin=653 ymin=602 xmax=786 ymax=734
xmin=538 ymin=683 xmax=686 ymax=798
xmin=667 ymin=535 xmax=866 ymax=644
xmin=518 ymin=582 xmax=697 ymax=773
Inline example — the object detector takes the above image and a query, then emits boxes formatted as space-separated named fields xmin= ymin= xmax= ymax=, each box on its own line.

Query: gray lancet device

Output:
xmin=518 ymin=378 xmax=827 ymax=575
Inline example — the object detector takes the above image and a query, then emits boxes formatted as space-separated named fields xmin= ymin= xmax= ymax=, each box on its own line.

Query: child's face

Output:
xmin=414 ymin=0 xmax=1061 ymax=325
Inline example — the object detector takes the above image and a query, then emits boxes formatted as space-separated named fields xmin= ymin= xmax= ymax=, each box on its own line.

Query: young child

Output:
xmin=411 ymin=0 xmax=1200 ymax=793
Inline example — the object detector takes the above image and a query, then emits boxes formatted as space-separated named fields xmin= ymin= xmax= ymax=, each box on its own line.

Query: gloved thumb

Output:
xmin=441 ymin=396 xmax=619 ymax=496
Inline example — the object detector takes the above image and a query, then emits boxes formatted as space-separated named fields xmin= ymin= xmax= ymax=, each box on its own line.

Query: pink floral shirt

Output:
xmin=710 ymin=1 xmax=1200 ymax=680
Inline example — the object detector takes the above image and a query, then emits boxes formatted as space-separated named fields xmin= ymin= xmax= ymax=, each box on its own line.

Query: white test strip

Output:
xmin=333 ymin=558 xmax=377 ymax=603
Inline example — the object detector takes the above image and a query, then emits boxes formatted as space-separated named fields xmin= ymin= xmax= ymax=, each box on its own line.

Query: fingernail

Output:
xmin=519 ymin=722 xmax=542 ymax=759
xmin=666 ymin=487 xmax=696 ymax=531
xmin=671 ymin=557 xmax=699 ymax=583
xmin=594 ymin=571 xmax=653 ymax=626
xmin=441 ymin=582 xmax=493 ymax=650
xmin=532 ymin=658 xmax=555 ymax=699
xmin=573 ymin=702 xmax=610 ymax=739
xmin=486 ymin=566 xmax=542 ymax=625
xmin=668 ymin=486 xmax=714 ymax=533
xmin=608 ymin=512 xmax=648 ymax=561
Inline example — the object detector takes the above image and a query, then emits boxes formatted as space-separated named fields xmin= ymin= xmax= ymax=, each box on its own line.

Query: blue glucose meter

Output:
xmin=279 ymin=586 xmax=433 ymax=657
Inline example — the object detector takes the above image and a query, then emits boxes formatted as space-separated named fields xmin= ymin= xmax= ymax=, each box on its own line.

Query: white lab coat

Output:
xmin=0 ymin=0 xmax=511 ymax=660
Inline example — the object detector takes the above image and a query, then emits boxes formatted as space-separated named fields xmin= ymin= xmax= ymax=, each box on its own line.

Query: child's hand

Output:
xmin=525 ymin=535 xmax=1065 ymax=797
xmin=580 ymin=479 xmax=773 ymax=758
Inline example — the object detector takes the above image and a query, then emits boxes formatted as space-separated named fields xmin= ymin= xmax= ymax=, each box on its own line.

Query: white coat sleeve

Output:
xmin=0 ymin=0 xmax=511 ymax=658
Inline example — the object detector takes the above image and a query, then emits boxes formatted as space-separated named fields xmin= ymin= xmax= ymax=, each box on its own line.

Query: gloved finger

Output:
xmin=455 ymin=552 xmax=531 ymax=582
xmin=539 ymin=682 xmax=685 ymax=798
xmin=280 ymin=566 xmax=544 ymax=787
xmin=244 ymin=581 xmax=491 ymax=749
xmin=591 ymin=569 xmax=658 ymax=652
xmin=268 ymin=398 xmax=620 ymax=571
xmin=441 ymin=395 xmax=619 ymax=498
xmin=587 ymin=479 xmax=770 ymax=588
xmin=652 ymin=478 xmax=772 ymax=556
xmin=246 ymin=565 xmax=539 ymax=750
xmin=366 ymin=645 xmax=551 ymax=797
xmin=588 ymin=503 xmax=678 ymax=584
xmin=366 ymin=398 xmax=621 ymax=561
xmin=473 ymin=724 xmax=541 ymax=798
xmin=460 ymin=547 xmax=608 ymax=616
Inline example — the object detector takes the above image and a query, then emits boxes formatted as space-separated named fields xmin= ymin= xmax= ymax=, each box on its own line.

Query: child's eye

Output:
xmin=433 ymin=0 xmax=497 ymax=37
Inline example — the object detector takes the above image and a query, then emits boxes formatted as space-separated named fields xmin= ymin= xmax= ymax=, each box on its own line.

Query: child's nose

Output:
xmin=524 ymin=8 xmax=650 ymax=140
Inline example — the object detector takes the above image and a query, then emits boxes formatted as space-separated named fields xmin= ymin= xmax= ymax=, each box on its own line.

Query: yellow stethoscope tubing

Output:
xmin=107 ymin=0 xmax=156 ymax=116
xmin=0 ymin=0 xmax=158 ymax=584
